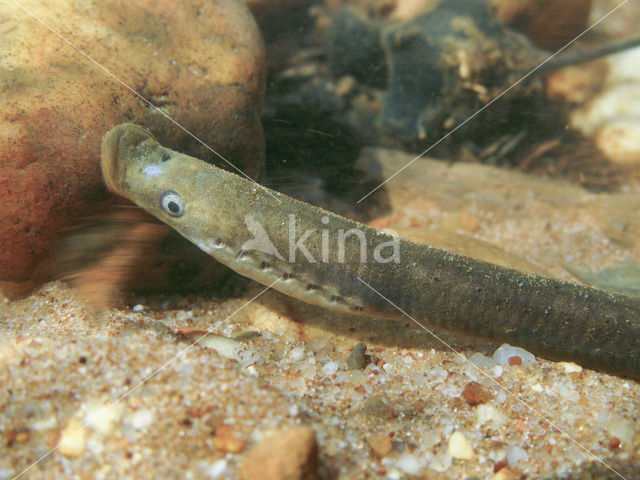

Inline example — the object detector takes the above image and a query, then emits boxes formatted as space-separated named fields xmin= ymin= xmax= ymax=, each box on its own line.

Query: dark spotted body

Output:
xmin=102 ymin=123 xmax=640 ymax=380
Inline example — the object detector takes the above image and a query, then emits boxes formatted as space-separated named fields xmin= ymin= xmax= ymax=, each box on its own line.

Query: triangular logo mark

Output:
xmin=241 ymin=214 xmax=285 ymax=261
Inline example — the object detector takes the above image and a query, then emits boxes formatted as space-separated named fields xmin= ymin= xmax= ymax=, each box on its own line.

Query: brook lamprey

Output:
xmin=101 ymin=123 xmax=640 ymax=380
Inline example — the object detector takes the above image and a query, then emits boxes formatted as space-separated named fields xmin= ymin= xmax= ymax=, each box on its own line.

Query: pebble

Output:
xmin=395 ymin=454 xmax=421 ymax=475
xmin=367 ymin=433 xmax=393 ymax=457
xmin=530 ymin=383 xmax=543 ymax=393
xmin=494 ymin=466 xmax=518 ymax=480
xmin=129 ymin=409 xmax=155 ymax=431
xmin=59 ymin=417 xmax=87 ymax=458
xmin=240 ymin=427 xmax=319 ymax=480
xmin=429 ymin=452 xmax=452 ymax=472
xmin=346 ymin=342 xmax=368 ymax=370
xmin=558 ymin=362 xmax=582 ymax=374
xmin=234 ymin=331 xmax=262 ymax=341
xmin=32 ymin=415 xmax=57 ymax=431
xmin=505 ymin=445 xmax=528 ymax=466
xmin=214 ymin=425 xmax=247 ymax=454
xmin=6 ymin=429 xmax=30 ymax=445
xmin=289 ymin=346 xmax=306 ymax=361
xmin=204 ymin=459 xmax=229 ymax=479
xmin=421 ymin=430 xmax=441 ymax=448
xmin=448 ymin=431 xmax=474 ymax=460
xmin=362 ymin=396 xmax=396 ymax=420
xmin=196 ymin=334 xmax=244 ymax=360
xmin=507 ymin=356 xmax=522 ymax=366
xmin=334 ymin=75 xmax=356 ymax=97
xmin=85 ymin=401 xmax=124 ymax=435
xmin=476 ymin=404 xmax=507 ymax=427
xmin=461 ymin=381 xmax=491 ymax=406
xmin=492 ymin=344 xmax=536 ymax=366
xmin=321 ymin=361 xmax=339 ymax=376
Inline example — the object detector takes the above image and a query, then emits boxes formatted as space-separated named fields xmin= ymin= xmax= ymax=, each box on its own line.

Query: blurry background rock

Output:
xmin=493 ymin=0 xmax=593 ymax=50
xmin=255 ymin=0 xmax=639 ymax=201
xmin=373 ymin=0 xmax=552 ymax=147
xmin=549 ymin=0 xmax=640 ymax=167
xmin=329 ymin=1 xmax=637 ymax=162
xmin=0 ymin=0 xmax=265 ymax=293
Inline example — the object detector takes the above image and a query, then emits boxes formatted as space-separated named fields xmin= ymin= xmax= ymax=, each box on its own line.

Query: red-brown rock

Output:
xmin=240 ymin=427 xmax=319 ymax=480
xmin=461 ymin=381 xmax=491 ymax=406
xmin=0 ymin=0 xmax=265 ymax=286
xmin=493 ymin=0 xmax=592 ymax=50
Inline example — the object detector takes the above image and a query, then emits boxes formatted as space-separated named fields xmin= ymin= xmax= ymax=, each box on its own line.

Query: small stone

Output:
xmin=362 ymin=396 xmax=396 ymax=420
xmin=214 ymin=425 xmax=247 ymax=453
xmin=347 ymin=342 xmax=368 ymax=370
xmin=395 ymin=454 xmax=421 ymax=475
xmin=85 ymin=401 xmax=124 ymax=436
xmin=129 ymin=409 xmax=155 ymax=431
xmin=335 ymin=75 xmax=356 ymax=97
xmin=494 ymin=466 xmax=518 ymax=480
xmin=476 ymin=404 xmax=507 ymax=427
xmin=558 ymin=362 xmax=582 ymax=374
xmin=32 ymin=416 xmax=57 ymax=431
xmin=505 ymin=445 xmax=527 ymax=466
xmin=493 ymin=460 xmax=508 ymax=473
xmin=461 ymin=381 xmax=491 ymax=406
xmin=5 ymin=429 xmax=30 ymax=446
xmin=240 ymin=427 xmax=319 ymax=480
xmin=608 ymin=437 xmax=621 ymax=450
xmin=321 ymin=361 xmax=339 ymax=376
xmin=196 ymin=334 xmax=244 ymax=360
xmin=204 ymin=459 xmax=229 ymax=479
xmin=234 ymin=331 xmax=262 ymax=341
xmin=367 ymin=433 xmax=393 ymax=457
xmin=289 ymin=346 xmax=306 ymax=361
xmin=507 ymin=356 xmax=522 ymax=366
xmin=421 ymin=430 xmax=441 ymax=448
xmin=493 ymin=344 xmax=536 ymax=366
xmin=448 ymin=431 xmax=474 ymax=460
xmin=59 ymin=417 xmax=87 ymax=458
xmin=429 ymin=452 xmax=452 ymax=472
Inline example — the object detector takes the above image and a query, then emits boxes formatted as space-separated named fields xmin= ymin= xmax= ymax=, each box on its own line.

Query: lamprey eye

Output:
xmin=160 ymin=190 xmax=185 ymax=217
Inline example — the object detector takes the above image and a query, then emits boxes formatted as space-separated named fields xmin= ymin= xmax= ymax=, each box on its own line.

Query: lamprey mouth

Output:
xmin=100 ymin=123 xmax=157 ymax=195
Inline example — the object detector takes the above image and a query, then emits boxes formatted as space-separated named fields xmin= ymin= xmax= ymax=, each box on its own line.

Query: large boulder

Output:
xmin=0 ymin=0 xmax=265 ymax=285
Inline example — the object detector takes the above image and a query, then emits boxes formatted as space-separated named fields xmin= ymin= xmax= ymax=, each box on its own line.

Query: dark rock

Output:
xmin=325 ymin=7 xmax=387 ymax=87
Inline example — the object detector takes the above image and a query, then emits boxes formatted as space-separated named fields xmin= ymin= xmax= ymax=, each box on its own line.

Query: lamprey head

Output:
xmin=100 ymin=123 xmax=233 ymax=246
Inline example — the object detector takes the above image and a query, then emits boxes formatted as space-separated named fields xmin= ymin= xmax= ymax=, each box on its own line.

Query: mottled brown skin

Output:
xmin=102 ymin=123 xmax=640 ymax=380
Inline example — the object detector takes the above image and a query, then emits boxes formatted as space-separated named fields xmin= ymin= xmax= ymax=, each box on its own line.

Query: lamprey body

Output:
xmin=101 ymin=123 xmax=640 ymax=380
